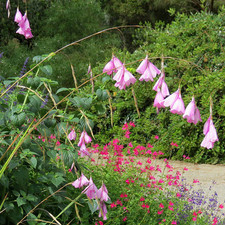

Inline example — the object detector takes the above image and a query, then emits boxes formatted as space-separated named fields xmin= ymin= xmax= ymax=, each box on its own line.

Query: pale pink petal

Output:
xmin=163 ymin=89 xmax=179 ymax=108
xmin=14 ymin=7 xmax=23 ymax=23
xmin=67 ymin=129 xmax=76 ymax=141
xmin=97 ymin=183 xmax=110 ymax=202
xmin=170 ymin=94 xmax=185 ymax=115
xmin=139 ymin=67 xmax=154 ymax=82
xmin=84 ymin=131 xmax=92 ymax=144
xmin=82 ymin=177 xmax=98 ymax=199
xmin=203 ymin=116 xmax=211 ymax=135
xmin=16 ymin=27 xmax=25 ymax=35
xmin=136 ymin=56 xmax=148 ymax=74
xmin=148 ymin=62 xmax=161 ymax=78
xmin=24 ymin=29 xmax=33 ymax=39
xmin=112 ymin=56 xmax=123 ymax=72
xmin=98 ymin=202 xmax=107 ymax=220
xmin=72 ymin=173 xmax=89 ymax=188
xmin=80 ymin=143 xmax=90 ymax=157
xmin=161 ymin=80 xmax=170 ymax=97
xmin=153 ymin=75 xmax=163 ymax=91
xmin=153 ymin=89 xmax=165 ymax=108
xmin=193 ymin=108 xmax=202 ymax=124
xmin=183 ymin=97 xmax=195 ymax=122
xmin=103 ymin=60 xmax=114 ymax=75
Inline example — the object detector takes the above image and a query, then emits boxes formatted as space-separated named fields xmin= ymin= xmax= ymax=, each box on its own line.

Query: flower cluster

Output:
xmin=14 ymin=7 xmax=33 ymax=39
xmin=72 ymin=174 xmax=110 ymax=220
xmin=78 ymin=130 xmax=92 ymax=157
xmin=103 ymin=55 xmax=219 ymax=149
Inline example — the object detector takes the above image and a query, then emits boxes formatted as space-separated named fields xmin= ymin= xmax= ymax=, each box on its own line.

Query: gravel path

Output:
xmin=168 ymin=159 xmax=225 ymax=204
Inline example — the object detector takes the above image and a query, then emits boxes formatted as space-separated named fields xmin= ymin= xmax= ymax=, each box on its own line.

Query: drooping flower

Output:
xmin=79 ymin=143 xmax=90 ymax=157
xmin=103 ymin=55 xmax=123 ymax=75
xmin=113 ymin=64 xmax=136 ymax=90
xmin=153 ymin=73 xmax=170 ymax=97
xmin=78 ymin=130 xmax=92 ymax=147
xmin=201 ymin=116 xmax=219 ymax=149
xmin=98 ymin=201 xmax=108 ymax=220
xmin=153 ymin=89 xmax=165 ymax=109
xmin=15 ymin=12 xmax=33 ymax=39
xmin=82 ymin=177 xmax=98 ymax=199
xmin=67 ymin=129 xmax=76 ymax=141
xmin=14 ymin=7 xmax=23 ymax=23
xmin=6 ymin=0 xmax=10 ymax=17
xmin=97 ymin=183 xmax=110 ymax=202
xmin=137 ymin=55 xmax=161 ymax=82
xmin=183 ymin=96 xmax=202 ymax=124
xmin=163 ymin=88 xmax=185 ymax=115
xmin=72 ymin=174 xmax=89 ymax=188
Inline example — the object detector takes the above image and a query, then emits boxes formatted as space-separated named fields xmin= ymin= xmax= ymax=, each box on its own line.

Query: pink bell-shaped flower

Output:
xmin=170 ymin=92 xmax=185 ymax=115
xmin=153 ymin=73 xmax=170 ymax=97
xmin=98 ymin=201 xmax=108 ymax=220
xmin=15 ymin=12 xmax=33 ymax=39
xmin=103 ymin=55 xmax=123 ymax=75
xmin=163 ymin=88 xmax=185 ymax=115
xmin=137 ymin=55 xmax=161 ymax=82
xmin=72 ymin=174 xmax=89 ymax=188
xmin=153 ymin=89 xmax=165 ymax=109
xmin=183 ymin=97 xmax=202 ymax=124
xmin=67 ymin=129 xmax=76 ymax=141
xmin=78 ymin=130 xmax=92 ymax=147
xmin=79 ymin=143 xmax=90 ymax=157
xmin=97 ymin=183 xmax=110 ymax=202
xmin=82 ymin=177 xmax=98 ymax=199
xmin=201 ymin=116 xmax=219 ymax=149
xmin=163 ymin=89 xmax=179 ymax=108
xmin=113 ymin=64 xmax=136 ymax=90
xmin=14 ymin=7 xmax=23 ymax=23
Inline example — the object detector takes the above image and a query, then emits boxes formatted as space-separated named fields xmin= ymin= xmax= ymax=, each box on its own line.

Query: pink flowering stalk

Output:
xmin=163 ymin=88 xmax=185 ymax=115
xmin=103 ymin=55 xmax=123 ymax=75
xmin=14 ymin=10 xmax=33 ymax=39
xmin=72 ymin=173 xmax=89 ymax=188
xmin=78 ymin=130 xmax=92 ymax=147
xmin=113 ymin=64 xmax=136 ymax=90
xmin=137 ymin=55 xmax=161 ymax=82
xmin=153 ymin=73 xmax=170 ymax=97
xmin=201 ymin=115 xmax=219 ymax=149
xmin=67 ymin=129 xmax=76 ymax=141
xmin=82 ymin=177 xmax=98 ymax=199
xmin=183 ymin=96 xmax=202 ymax=124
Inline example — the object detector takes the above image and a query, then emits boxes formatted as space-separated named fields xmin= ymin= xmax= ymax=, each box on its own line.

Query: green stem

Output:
xmin=0 ymin=121 xmax=34 ymax=179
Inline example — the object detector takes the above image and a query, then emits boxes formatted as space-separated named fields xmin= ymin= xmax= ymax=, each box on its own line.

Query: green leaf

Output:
xmin=30 ymin=157 xmax=37 ymax=169
xmin=16 ymin=197 xmax=26 ymax=207
xmin=56 ymin=87 xmax=69 ymax=94
xmin=95 ymin=104 xmax=106 ymax=114
xmin=28 ymin=96 xmax=42 ymax=113
xmin=51 ymin=173 xmax=65 ymax=187
xmin=80 ymin=97 xmax=92 ymax=110
xmin=40 ymin=65 xmax=53 ymax=76
xmin=102 ymin=76 xmax=111 ymax=83
xmin=87 ymin=199 xmax=99 ymax=214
